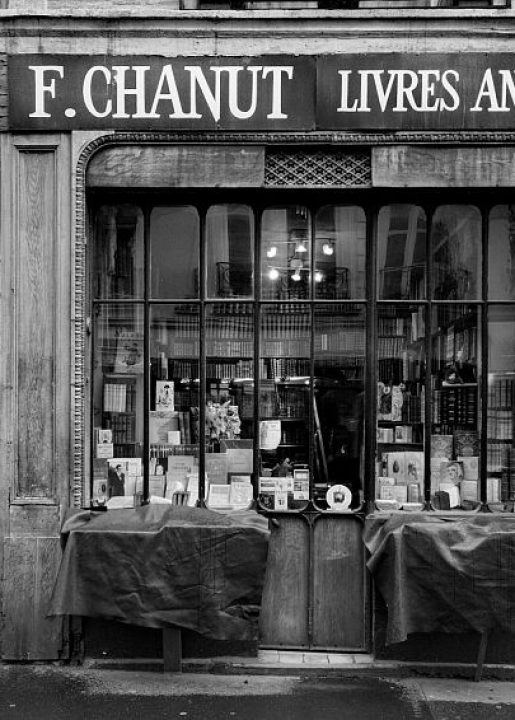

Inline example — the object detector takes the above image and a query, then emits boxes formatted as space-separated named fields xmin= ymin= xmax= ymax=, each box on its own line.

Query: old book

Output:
xmin=458 ymin=455 xmax=479 ymax=480
xmin=149 ymin=411 xmax=179 ymax=444
xmin=454 ymin=430 xmax=479 ymax=457
xmin=431 ymin=434 xmax=453 ymax=459
xmin=113 ymin=331 xmax=144 ymax=374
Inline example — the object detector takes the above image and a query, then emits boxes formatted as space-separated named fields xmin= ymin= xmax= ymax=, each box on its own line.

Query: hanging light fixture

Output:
xmin=291 ymin=269 xmax=302 ymax=282
xmin=268 ymin=267 xmax=279 ymax=280
xmin=267 ymin=245 xmax=277 ymax=258
xmin=296 ymin=240 xmax=307 ymax=253
xmin=322 ymin=242 xmax=334 ymax=256
xmin=315 ymin=270 xmax=323 ymax=283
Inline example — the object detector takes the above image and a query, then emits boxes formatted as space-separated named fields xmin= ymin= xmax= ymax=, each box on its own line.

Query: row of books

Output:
xmin=104 ymin=415 xmax=137 ymax=444
xmin=487 ymin=409 xmax=513 ymax=440
xmin=487 ymin=441 xmax=512 ymax=474
xmin=436 ymin=385 xmax=477 ymax=426
xmin=103 ymin=380 xmax=137 ymax=413
xmin=315 ymin=331 xmax=365 ymax=355
xmin=487 ymin=376 xmax=515 ymax=408
xmin=261 ymin=313 xmax=311 ymax=336
xmin=261 ymin=358 xmax=311 ymax=379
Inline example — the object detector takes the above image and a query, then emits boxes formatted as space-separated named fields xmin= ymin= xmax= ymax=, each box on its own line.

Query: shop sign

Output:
xmin=9 ymin=54 xmax=515 ymax=132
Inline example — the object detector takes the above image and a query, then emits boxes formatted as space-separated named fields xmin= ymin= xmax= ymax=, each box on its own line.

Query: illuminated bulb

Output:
xmin=296 ymin=242 xmax=307 ymax=253
xmin=267 ymin=245 xmax=277 ymax=258
xmin=268 ymin=268 xmax=279 ymax=280
xmin=315 ymin=270 xmax=323 ymax=283
xmin=292 ymin=271 xmax=301 ymax=282
xmin=322 ymin=242 xmax=334 ymax=256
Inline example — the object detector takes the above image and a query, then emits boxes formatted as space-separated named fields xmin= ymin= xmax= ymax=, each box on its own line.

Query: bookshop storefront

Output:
xmin=4 ymin=49 xmax=515 ymax=662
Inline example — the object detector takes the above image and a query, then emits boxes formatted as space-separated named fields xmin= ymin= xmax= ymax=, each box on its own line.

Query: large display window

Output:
xmin=89 ymin=196 xmax=515 ymax=514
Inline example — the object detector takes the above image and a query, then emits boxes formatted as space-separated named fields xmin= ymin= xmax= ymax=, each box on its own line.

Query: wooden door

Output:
xmin=260 ymin=513 xmax=368 ymax=651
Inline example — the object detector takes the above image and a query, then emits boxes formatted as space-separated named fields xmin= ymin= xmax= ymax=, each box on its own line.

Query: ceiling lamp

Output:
xmin=268 ymin=268 xmax=279 ymax=280
xmin=322 ymin=242 xmax=334 ymax=256
xmin=296 ymin=241 xmax=307 ymax=253
xmin=314 ymin=270 xmax=323 ymax=283
xmin=291 ymin=270 xmax=302 ymax=282
xmin=267 ymin=245 xmax=277 ymax=258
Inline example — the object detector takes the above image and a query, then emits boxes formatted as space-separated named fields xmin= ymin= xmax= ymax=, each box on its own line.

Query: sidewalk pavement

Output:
xmin=1 ymin=660 xmax=515 ymax=720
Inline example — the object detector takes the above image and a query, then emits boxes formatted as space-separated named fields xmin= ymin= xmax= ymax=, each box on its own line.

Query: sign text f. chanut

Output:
xmin=28 ymin=64 xmax=294 ymax=120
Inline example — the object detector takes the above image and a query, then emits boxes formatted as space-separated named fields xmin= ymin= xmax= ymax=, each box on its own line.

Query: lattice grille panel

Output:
xmin=265 ymin=148 xmax=371 ymax=187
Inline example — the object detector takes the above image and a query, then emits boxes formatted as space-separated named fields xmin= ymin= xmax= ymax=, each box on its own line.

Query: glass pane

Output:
xmin=149 ymin=304 xmax=200 ymax=505
xmin=206 ymin=204 xmax=254 ymax=298
xmin=150 ymin=206 xmax=199 ymax=299
xmin=314 ymin=304 xmax=365 ymax=511
xmin=205 ymin=304 xmax=255 ymax=511
xmin=375 ymin=305 xmax=425 ymax=510
xmin=315 ymin=206 xmax=366 ymax=300
xmin=93 ymin=205 xmax=144 ymax=299
xmin=430 ymin=305 xmax=481 ymax=510
xmin=488 ymin=306 xmax=515 ymax=507
xmin=377 ymin=205 xmax=426 ymax=300
xmin=258 ymin=303 xmax=311 ymax=510
xmin=261 ymin=206 xmax=311 ymax=300
xmin=431 ymin=206 xmax=481 ymax=301
xmin=488 ymin=206 xmax=515 ymax=301
xmin=91 ymin=304 xmax=144 ymax=508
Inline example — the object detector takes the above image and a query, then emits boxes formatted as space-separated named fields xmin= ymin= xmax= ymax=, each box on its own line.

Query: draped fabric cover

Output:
xmin=364 ymin=513 xmax=515 ymax=645
xmin=49 ymin=505 xmax=269 ymax=640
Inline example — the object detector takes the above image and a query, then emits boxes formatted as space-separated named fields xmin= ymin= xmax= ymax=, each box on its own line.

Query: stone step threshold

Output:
xmin=85 ymin=655 xmax=515 ymax=681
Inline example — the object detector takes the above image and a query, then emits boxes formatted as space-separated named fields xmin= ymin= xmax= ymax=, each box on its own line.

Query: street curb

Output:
xmin=83 ymin=656 xmax=515 ymax=681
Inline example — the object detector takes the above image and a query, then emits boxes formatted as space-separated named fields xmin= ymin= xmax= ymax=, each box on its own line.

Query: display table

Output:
xmin=364 ymin=512 xmax=515 ymax=678
xmin=49 ymin=505 xmax=270 ymax=668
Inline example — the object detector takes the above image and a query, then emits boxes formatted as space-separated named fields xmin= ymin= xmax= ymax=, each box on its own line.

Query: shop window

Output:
xmin=260 ymin=206 xmax=311 ymax=300
xmin=315 ymin=205 xmax=366 ymax=300
xmin=93 ymin=205 xmax=144 ymax=299
xmin=206 ymin=204 xmax=254 ymax=299
xmin=487 ymin=306 xmax=515 ymax=506
xmin=150 ymin=206 xmax=199 ymax=299
xmin=90 ymin=198 xmax=514 ymax=515
xmin=375 ymin=303 xmax=426 ymax=509
xmin=488 ymin=205 xmax=515 ymax=301
xmin=377 ymin=204 xmax=426 ymax=301
xmin=431 ymin=205 xmax=481 ymax=301
xmin=429 ymin=304 xmax=481 ymax=510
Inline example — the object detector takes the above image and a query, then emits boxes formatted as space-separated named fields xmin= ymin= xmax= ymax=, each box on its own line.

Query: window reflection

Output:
xmin=315 ymin=206 xmax=366 ymax=299
xmin=93 ymin=205 xmax=144 ymax=299
xmin=261 ymin=207 xmax=311 ymax=300
xmin=206 ymin=204 xmax=254 ymax=298
xmin=488 ymin=206 xmax=515 ymax=301
xmin=150 ymin=206 xmax=199 ymax=299
xmin=431 ymin=206 xmax=481 ymax=301
xmin=377 ymin=205 xmax=426 ymax=300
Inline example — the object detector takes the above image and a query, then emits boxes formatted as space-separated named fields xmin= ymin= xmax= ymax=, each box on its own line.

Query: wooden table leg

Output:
xmin=162 ymin=627 xmax=182 ymax=672
xmin=474 ymin=630 xmax=488 ymax=682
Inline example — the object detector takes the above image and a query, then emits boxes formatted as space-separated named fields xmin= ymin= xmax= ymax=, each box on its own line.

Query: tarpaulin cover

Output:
xmin=49 ymin=505 xmax=270 ymax=640
xmin=364 ymin=513 xmax=515 ymax=645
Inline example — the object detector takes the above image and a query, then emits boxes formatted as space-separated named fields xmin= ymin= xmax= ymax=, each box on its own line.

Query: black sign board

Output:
xmin=9 ymin=53 xmax=515 ymax=132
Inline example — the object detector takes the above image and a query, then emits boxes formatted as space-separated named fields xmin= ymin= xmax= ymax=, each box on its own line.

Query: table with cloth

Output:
xmin=364 ymin=513 xmax=515 ymax=676
xmin=49 ymin=505 xmax=270 ymax=664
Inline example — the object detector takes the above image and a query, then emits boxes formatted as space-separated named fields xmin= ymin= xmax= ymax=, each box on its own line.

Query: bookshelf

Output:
xmin=487 ymin=373 xmax=515 ymax=502
xmin=429 ymin=306 xmax=481 ymax=508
